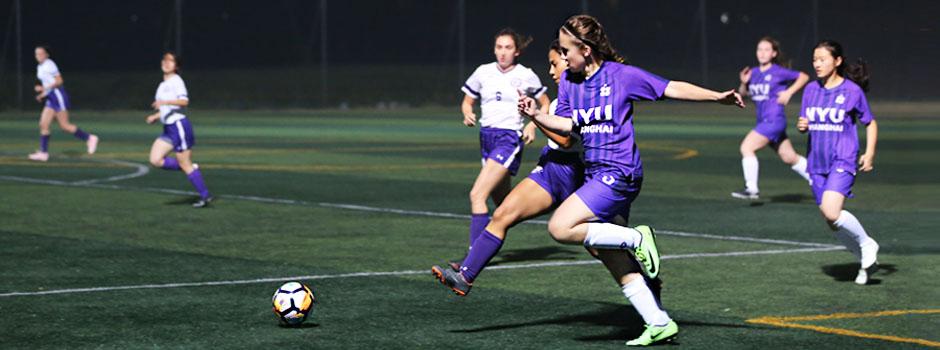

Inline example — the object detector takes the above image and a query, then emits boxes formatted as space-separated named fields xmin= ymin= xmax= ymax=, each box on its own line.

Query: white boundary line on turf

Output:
xmin=0 ymin=158 xmax=149 ymax=185
xmin=0 ymin=173 xmax=840 ymax=249
xmin=0 ymin=246 xmax=842 ymax=298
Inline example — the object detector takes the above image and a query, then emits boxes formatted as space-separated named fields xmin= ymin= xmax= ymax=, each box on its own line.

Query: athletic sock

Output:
xmin=469 ymin=213 xmax=490 ymax=249
xmin=742 ymin=155 xmax=759 ymax=193
xmin=791 ymin=156 xmax=811 ymax=182
xmin=40 ymin=135 xmax=50 ymax=152
xmin=162 ymin=157 xmax=181 ymax=171
xmin=186 ymin=169 xmax=210 ymax=199
xmin=584 ymin=222 xmax=642 ymax=250
xmin=622 ymin=277 xmax=671 ymax=326
xmin=73 ymin=128 xmax=90 ymax=141
xmin=833 ymin=210 xmax=874 ymax=257
xmin=460 ymin=229 xmax=503 ymax=282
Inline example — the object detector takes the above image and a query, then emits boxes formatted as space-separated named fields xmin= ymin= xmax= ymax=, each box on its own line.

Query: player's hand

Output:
xmin=462 ymin=113 xmax=477 ymax=127
xmin=146 ymin=114 xmax=160 ymax=124
xmin=521 ymin=125 xmax=536 ymax=145
xmin=797 ymin=117 xmax=809 ymax=133
xmin=35 ymin=94 xmax=44 ymax=102
xmin=739 ymin=66 xmax=751 ymax=84
xmin=858 ymin=153 xmax=875 ymax=172
xmin=717 ymin=90 xmax=745 ymax=108
xmin=776 ymin=91 xmax=793 ymax=105
xmin=517 ymin=94 xmax=538 ymax=118
xmin=34 ymin=84 xmax=43 ymax=93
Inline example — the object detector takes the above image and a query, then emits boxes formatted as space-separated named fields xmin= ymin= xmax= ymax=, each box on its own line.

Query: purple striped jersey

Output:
xmin=801 ymin=79 xmax=874 ymax=175
xmin=748 ymin=64 xmax=801 ymax=123
xmin=554 ymin=62 xmax=669 ymax=178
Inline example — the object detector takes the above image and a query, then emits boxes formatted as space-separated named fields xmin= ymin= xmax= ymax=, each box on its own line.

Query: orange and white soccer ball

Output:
xmin=272 ymin=281 xmax=316 ymax=326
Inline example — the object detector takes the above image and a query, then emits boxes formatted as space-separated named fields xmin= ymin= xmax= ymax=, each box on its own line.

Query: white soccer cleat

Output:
xmin=28 ymin=151 xmax=49 ymax=162
xmin=86 ymin=134 xmax=99 ymax=154
xmin=854 ymin=268 xmax=869 ymax=285
xmin=855 ymin=240 xmax=879 ymax=285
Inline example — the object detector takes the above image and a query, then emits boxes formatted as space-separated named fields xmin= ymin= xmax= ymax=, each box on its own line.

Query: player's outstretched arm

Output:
xmin=859 ymin=119 xmax=878 ymax=172
xmin=664 ymin=81 xmax=745 ymax=108
xmin=518 ymin=95 xmax=573 ymax=134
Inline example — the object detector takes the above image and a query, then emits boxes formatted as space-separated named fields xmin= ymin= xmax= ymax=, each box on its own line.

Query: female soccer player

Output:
xmin=460 ymin=28 xmax=549 ymax=249
xmin=145 ymin=52 xmax=213 ymax=208
xmin=732 ymin=37 xmax=811 ymax=200
xmin=797 ymin=40 xmax=879 ymax=285
xmin=434 ymin=40 xmax=584 ymax=293
xmin=519 ymin=15 xmax=743 ymax=346
xmin=28 ymin=46 xmax=98 ymax=162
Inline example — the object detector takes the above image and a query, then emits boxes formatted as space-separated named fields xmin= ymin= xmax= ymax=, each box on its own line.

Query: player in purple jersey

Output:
xmin=518 ymin=15 xmax=745 ymax=346
xmin=28 ymin=46 xmax=99 ymax=162
xmin=145 ymin=52 xmax=213 ymax=208
xmin=459 ymin=29 xmax=549 ymax=252
xmin=435 ymin=41 xmax=667 ymax=300
xmin=732 ymin=37 xmax=811 ymax=200
xmin=797 ymin=40 xmax=880 ymax=285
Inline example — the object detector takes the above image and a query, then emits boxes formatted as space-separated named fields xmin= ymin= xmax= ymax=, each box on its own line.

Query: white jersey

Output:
xmin=155 ymin=74 xmax=189 ymax=124
xmin=547 ymin=98 xmax=582 ymax=153
xmin=36 ymin=59 xmax=61 ymax=89
xmin=462 ymin=62 xmax=546 ymax=130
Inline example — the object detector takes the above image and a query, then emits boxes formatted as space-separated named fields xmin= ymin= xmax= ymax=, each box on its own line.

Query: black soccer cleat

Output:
xmin=431 ymin=265 xmax=472 ymax=296
xmin=730 ymin=188 xmax=760 ymax=200
xmin=192 ymin=195 xmax=214 ymax=208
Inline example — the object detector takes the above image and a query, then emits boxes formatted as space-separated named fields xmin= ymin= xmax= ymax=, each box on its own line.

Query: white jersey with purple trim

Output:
xmin=36 ymin=59 xmax=61 ymax=89
xmin=155 ymin=74 xmax=189 ymax=125
xmin=462 ymin=62 xmax=547 ymax=130
xmin=547 ymin=99 xmax=581 ymax=153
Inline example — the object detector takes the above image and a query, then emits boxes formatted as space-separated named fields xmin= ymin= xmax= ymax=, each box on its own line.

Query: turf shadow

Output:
xmin=164 ymin=196 xmax=202 ymax=205
xmin=821 ymin=263 xmax=898 ymax=284
xmin=767 ymin=193 xmax=813 ymax=204
xmin=488 ymin=246 xmax=581 ymax=266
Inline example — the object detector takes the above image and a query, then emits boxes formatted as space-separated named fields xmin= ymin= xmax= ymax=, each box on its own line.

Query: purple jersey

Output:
xmin=801 ymin=79 xmax=874 ymax=175
xmin=748 ymin=64 xmax=801 ymax=124
xmin=555 ymin=62 xmax=669 ymax=178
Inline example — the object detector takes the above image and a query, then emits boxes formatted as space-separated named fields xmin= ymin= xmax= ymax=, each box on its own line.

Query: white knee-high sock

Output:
xmin=791 ymin=156 xmax=811 ymax=182
xmin=622 ymin=278 xmax=671 ymax=326
xmin=585 ymin=223 xmax=642 ymax=250
xmin=833 ymin=210 xmax=875 ymax=258
xmin=742 ymin=156 xmax=759 ymax=192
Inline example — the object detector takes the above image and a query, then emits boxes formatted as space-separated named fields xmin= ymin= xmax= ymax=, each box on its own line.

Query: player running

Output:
xmin=519 ymin=15 xmax=744 ymax=346
xmin=732 ymin=37 xmax=811 ymax=200
xmin=797 ymin=40 xmax=880 ymax=285
xmin=28 ymin=45 xmax=99 ymax=162
xmin=460 ymin=28 xmax=549 ymax=250
xmin=145 ymin=52 xmax=213 ymax=208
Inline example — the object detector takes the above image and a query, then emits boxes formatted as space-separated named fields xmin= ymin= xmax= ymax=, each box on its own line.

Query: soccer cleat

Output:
xmin=626 ymin=320 xmax=678 ymax=346
xmin=633 ymin=225 xmax=661 ymax=279
xmin=192 ymin=195 xmax=214 ymax=208
xmin=28 ymin=151 xmax=49 ymax=162
xmin=86 ymin=134 xmax=99 ymax=154
xmin=855 ymin=241 xmax=879 ymax=285
xmin=731 ymin=188 xmax=760 ymax=200
xmin=431 ymin=265 xmax=472 ymax=296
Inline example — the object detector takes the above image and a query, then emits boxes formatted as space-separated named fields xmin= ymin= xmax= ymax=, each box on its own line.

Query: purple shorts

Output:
xmin=810 ymin=170 xmax=855 ymax=205
xmin=160 ymin=117 xmax=196 ymax=152
xmin=574 ymin=169 xmax=642 ymax=223
xmin=753 ymin=120 xmax=788 ymax=146
xmin=527 ymin=147 xmax=584 ymax=205
xmin=480 ymin=127 xmax=523 ymax=176
xmin=44 ymin=88 xmax=71 ymax=112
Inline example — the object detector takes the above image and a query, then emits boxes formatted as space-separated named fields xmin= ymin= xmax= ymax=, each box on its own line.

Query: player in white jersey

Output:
xmin=28 ymin=46 xmax=98 ymax=162
xmin=145 ymin=52 xmax=213 ymax=208
xmin=459 ymin=28 xmax=550 ymax=251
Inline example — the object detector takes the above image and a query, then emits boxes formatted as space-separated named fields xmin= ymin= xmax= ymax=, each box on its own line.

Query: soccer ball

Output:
xmin=272 ymin=281 xmax=316 ymax=326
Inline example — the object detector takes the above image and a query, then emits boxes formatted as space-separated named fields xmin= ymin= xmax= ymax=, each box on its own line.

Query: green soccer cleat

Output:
xmin=633 ymin=225 xmax=661 ymax=279
xmin=626 ymin=320 xmax=678 ymax=346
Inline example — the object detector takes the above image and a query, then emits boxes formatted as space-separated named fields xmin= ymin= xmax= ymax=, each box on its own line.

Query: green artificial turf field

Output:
xmin=1 ymin=104 xmax=937 ymax=349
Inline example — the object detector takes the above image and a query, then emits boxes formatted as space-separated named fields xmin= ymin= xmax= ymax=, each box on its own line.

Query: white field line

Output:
xmin=0 ymin=246 xmax=842 ymax=298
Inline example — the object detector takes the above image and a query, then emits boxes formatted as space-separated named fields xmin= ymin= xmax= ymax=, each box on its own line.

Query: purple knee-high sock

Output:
xmin=460 ymin=229 xmax=503 ymax=282
xmin=469 ymin=213 xmax=490 ymax=248
xmin=186 ymin=169 xmax=210 ymax=199
xmin=40 ymin=135 xmax=50 ymax=152
xmin=162 ymin=157 xmax=181 ymax=171
xmin=72 ymin=128 xmax=90 ymax=141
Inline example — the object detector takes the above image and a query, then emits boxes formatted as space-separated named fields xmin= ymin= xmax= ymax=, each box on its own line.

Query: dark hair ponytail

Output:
xmin=560 ymin=15 xmax=629 ymax=65
xmin=815 ymin=40 xmax=870 ymax=91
